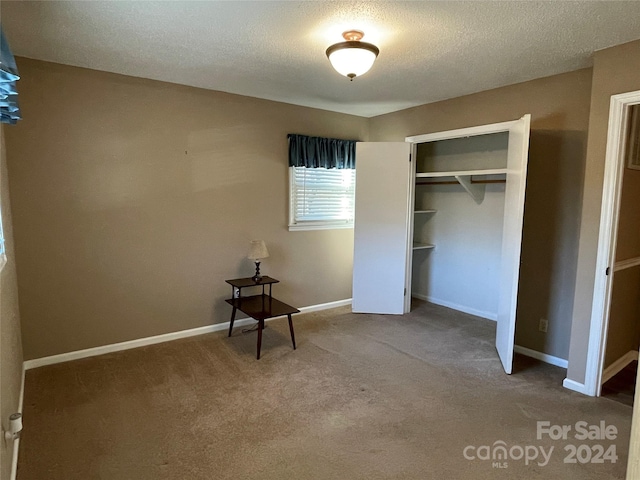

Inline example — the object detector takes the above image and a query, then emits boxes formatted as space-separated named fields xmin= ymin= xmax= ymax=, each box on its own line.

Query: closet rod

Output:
xmin=416 ymin=179 xmax=506 ymax=186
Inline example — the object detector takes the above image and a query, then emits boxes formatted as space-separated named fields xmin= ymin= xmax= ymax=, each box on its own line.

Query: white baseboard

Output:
xmin=514 ymin=345 xmax=568 ymax=368
xmin=297 ymin=298 xmax=351 ymax=314
xmin=563 ymin=378 xmax=592 ymax=396
xmin=10 ymin=365 xmax=25 ymax=480
xmin=412 ymin=293 xmax=497 ymax=321
xmin=23 ymin=298 xmax=352 ymax=370
xmin=601 ymin=350 xmax=638 ymax=385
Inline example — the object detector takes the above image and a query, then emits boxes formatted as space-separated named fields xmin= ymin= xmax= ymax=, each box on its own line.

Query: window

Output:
xmin=287 ymin=133 xmax=357 ymax=231
xmin=289 ymin=166 xmax=356 ymax=231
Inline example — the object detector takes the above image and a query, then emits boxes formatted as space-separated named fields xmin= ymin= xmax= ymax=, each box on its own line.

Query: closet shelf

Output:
xmin=413 ymin=242 xmax=435 ymax=250
xmin=415 ymin=168 xmax=507 ymax=178
xmin=415 ymin=170 xmax=506 ymax=205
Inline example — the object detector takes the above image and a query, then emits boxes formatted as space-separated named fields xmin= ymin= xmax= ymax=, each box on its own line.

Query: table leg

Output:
xmin=228 ymin=307 xmax=237 ymax=337
xmin=288 ymin=314 xmax=296 ymax=350
xmin=257 ymin=319 xmax=264 ymax=360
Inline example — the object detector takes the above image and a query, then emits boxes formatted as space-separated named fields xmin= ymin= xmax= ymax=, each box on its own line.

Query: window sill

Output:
xmin=289 ymin=223 xmax=354 ymax=232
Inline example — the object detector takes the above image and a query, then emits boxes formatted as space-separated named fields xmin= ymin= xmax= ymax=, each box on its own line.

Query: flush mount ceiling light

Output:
xmin=326 ymin=30 xmax=379 ymax=81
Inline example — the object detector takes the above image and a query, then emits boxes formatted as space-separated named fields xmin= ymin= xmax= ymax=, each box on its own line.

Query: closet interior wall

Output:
xmin=411 ymin=133 xmax=509 ymax=321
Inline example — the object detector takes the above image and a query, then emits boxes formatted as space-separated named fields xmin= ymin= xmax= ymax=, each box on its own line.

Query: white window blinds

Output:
xmin=289 ymin=166 xmax=356 ymax=230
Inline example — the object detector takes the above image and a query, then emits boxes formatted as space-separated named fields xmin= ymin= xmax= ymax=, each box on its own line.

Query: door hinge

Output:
xmin=404 ymin=288 xmax=407 ymax=296
xmin=606 ymin=266 xmax=611 ymax=276
xmin=409 ymin=154 xmax=412 ymax=162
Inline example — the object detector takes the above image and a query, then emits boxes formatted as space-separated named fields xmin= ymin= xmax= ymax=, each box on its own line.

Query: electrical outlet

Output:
xmin=539 ymin=318 xmax=548 ymax=333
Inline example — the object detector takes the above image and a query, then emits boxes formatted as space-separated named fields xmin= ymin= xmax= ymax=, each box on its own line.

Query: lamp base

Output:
xmin=252 ymin=261 xmax=262 ymax=282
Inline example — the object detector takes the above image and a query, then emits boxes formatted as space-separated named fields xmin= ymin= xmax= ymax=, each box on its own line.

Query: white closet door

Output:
xmin=496 ymin=114 xmax=531 ymax=374
xmin=352 ymin=142 xmax=412 ymax=314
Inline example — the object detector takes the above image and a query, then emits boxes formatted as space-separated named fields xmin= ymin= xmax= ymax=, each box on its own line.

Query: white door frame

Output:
xmin=584 ymin=90 xmax=640 ymax=397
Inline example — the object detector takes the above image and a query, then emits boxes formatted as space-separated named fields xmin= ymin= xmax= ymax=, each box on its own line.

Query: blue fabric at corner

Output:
xmin=0 ymin=27 xmax=21 ymax=124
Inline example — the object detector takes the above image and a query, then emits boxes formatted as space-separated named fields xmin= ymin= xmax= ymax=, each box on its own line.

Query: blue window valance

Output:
xmin=0 ymin=28 xmax=21 ymax=125
xmin=288 ymin=133 xmax=357 ymax=169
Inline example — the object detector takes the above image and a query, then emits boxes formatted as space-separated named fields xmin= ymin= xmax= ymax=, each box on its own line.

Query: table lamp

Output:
xmin=248 ymin=240 xmax=269 ymax=282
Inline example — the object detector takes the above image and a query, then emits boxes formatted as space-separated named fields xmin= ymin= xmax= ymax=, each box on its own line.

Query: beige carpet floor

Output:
xmin=18 ymin=301 xmax=632 ymax=479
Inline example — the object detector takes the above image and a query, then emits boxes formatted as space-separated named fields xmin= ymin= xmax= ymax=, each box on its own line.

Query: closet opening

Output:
xmin=410 ymin=132 xmax=509 ymax=324
xmin=352 ymin=114 xmax=530 ymax=373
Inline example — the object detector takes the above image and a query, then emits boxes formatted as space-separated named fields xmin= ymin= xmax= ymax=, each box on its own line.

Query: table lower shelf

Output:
xmin=226 ymin=294 xmax=298 ymax=359
xmin=225 ymin=294 xmax=300 ymax=321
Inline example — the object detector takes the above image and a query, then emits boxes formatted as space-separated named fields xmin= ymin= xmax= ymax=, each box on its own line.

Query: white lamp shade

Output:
xmin=248 ymin=240 xmax=269 ymax=260
xmin=327 ymin=47 xmax=377 ymax=78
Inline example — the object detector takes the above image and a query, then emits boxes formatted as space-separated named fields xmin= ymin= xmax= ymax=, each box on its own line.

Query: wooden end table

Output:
xmin=225 ymin=276 xmax=299 ymax=359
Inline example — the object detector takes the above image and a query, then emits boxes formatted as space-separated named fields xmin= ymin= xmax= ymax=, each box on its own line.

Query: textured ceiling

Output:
xmin=2 ymin=1 xmax=640 ymax=117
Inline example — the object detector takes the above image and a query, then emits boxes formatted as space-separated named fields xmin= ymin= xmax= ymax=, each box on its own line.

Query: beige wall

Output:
xmin=567 ymin=40 xmax=640 ymax=385
xmin=5 ymin=58 xmax=368 ymax=360
xmin=0 ymin=126 xmax=24 ymax=480
xmin=616 ymin=169 xmax=640 ymax=262
xmin=370 ymin=69 xmax=593 ymax=361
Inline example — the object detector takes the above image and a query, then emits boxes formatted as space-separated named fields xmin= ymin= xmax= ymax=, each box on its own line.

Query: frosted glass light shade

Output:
xmin=327 ymin=47 xmax=378 ymax=79
xmin=326 ymin=30 xmax=379 ymax=80
xmin=248 ymin=240 xmax=269 ymax=260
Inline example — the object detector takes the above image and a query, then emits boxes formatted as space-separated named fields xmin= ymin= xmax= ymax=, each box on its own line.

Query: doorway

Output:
xmin=584 ymin=90 xmax=640 ymax=397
